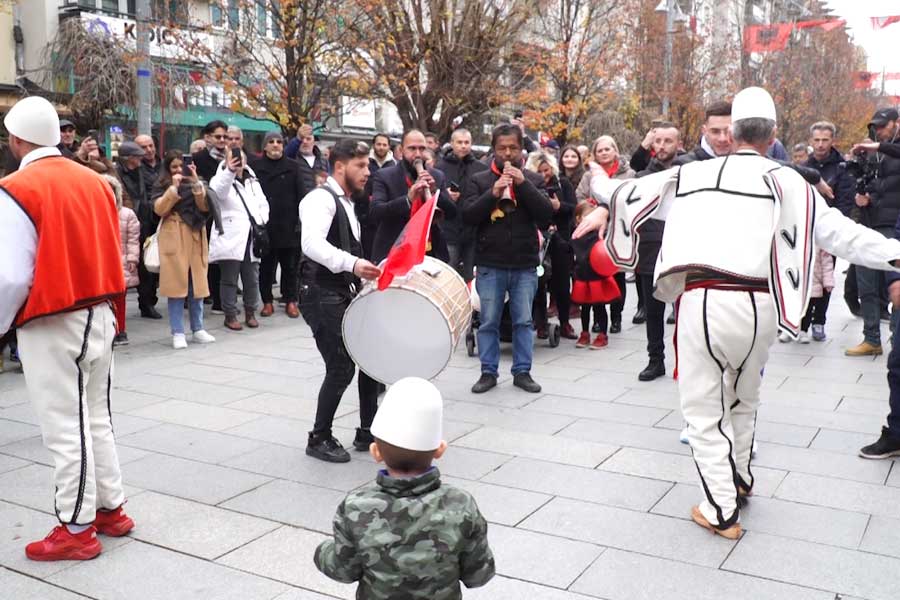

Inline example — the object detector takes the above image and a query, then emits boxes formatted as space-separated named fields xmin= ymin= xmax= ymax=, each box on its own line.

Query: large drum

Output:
xmin=342 ymin=257 xmax=472 ymax=384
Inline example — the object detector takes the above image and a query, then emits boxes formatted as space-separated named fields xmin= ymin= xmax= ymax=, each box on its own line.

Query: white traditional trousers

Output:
xmin=17 ymin=304 xmax=125 ymax=525
xmin=677 ymin=288 xmax=777 ymax=529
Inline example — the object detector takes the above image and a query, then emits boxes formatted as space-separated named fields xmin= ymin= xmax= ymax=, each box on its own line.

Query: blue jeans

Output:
xmin=168 ymin=278 xmax=204 ymax=335
xmin=857 ymin=227 xmax=891 ymax=345
xmin=475 ymin=266 xmax=538 ymax=377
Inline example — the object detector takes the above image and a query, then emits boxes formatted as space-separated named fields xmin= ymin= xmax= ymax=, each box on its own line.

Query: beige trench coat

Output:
xmin=154 ymin=184 xmax=210 ymax=299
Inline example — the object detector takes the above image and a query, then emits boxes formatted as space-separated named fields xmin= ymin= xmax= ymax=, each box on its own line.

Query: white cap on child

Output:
xmin=370 ymin=377 xmax=443 ymax=451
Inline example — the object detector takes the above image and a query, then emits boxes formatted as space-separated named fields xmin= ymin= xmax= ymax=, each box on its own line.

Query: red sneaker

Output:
xmin=576 ymin=332 xmax=591 ymax=348
xmin=25 ymin=525 xmax=102 ymax=561
xmin=94 ymin=506 xmax=135 ymax=537
xmin=590 ymin=333 xmax=608 ymax=350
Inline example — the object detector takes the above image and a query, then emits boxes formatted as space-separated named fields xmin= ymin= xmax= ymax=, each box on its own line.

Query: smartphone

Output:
xmin=181 ymin=154 xmax=193 ymax=176
xmin=86 ymin=129 xmax=99 ymax=140
xmin=448 ymin=181 xmax=460 ymax=193
xmin=231 ymin=147 xmax=241 ymax=162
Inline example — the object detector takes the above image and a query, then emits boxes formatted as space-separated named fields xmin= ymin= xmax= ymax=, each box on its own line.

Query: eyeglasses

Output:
xmin=227 ymin=136 xmax=242 ymax=142
xmin=211 ymin=134 xmax=226 ymax=140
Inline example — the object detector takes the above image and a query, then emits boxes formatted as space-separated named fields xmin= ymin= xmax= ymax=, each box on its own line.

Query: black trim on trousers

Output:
xmin=69 ymin=306 xmax=94 ymax=525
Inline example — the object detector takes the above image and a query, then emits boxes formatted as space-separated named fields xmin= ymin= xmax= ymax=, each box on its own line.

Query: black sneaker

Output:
xmin=513 ymin=372 xmax=541 ymax=393
xmin=353 ymin=428 xmax=374 ymax=452
xmin=306 ymin=433 xmax=351 ymax=463
xmin=471 ymin=374 xmax=497 ymax=394
xmin=609 ymin=318 xmax=622 ymax=334
xmin=592 ymin=323 xmax=602 ymax=333
xmin=632 ymin=307 xmax=647 ymax=324
xmin=139 ymin=306 xmax=162 ymax=319
xmin=638 ymin=360 xmax=666 ymax=382
xmin=859 ymin=427 xmax=900 ymax=459
xmin=113 ymin=332 xmax=129 ymax=347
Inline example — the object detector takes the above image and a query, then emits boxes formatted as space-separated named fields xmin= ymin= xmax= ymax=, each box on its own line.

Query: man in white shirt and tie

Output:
xmin=298 ymin=139 xmax=381 ymax=463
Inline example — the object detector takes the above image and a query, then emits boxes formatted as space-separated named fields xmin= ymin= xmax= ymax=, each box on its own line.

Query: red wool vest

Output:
xmin=0 ymin=156 xmax=125 ymax=326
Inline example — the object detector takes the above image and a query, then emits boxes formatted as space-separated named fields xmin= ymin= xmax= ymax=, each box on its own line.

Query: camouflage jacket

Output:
xmin=314 ymin=467 xmax=495 ymax=599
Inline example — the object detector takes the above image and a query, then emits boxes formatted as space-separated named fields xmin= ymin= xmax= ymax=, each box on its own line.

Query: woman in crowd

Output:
xmin=111 ymin=175 xmax=139 ymax=347
xmin=153 ymin=151 xmax=216 ymax=349
xmin=559 ymin=145 xmax=586 ymax=190
xmin=209 ymin=141 xmax=270 ymax=331
xmin=525 ymin=151 xmax=577 ymax=339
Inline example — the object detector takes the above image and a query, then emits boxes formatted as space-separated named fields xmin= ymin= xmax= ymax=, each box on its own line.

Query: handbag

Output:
xmin=142 ymin=219 xmax=163 ymax=273
xmin=233 ymin=182 xmax=270 ymax=259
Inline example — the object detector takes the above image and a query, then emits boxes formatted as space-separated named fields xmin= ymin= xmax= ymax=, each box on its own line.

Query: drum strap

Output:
xmin=318 ymin=185 xmax=360 ymax=297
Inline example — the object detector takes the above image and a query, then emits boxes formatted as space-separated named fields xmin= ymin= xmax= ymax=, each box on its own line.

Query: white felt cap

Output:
xmin=732 ymin=87 xmax=777 ymax=124
xmin=3 ymin=96 xmax=61 ymax=147
xmin=370 ymin=377 xmax=443 ymax=451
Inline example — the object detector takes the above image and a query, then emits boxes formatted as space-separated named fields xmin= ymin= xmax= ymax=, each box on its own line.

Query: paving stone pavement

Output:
xmin=1 ymin=267 xmax=898 ymax=600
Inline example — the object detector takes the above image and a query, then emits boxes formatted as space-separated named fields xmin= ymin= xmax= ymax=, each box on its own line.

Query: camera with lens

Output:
xmin=843 ymin=151 xmax=878 ymax=195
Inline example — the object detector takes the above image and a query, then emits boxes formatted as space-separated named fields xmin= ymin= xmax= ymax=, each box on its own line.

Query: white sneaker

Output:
xmin=751 ymin=439 xmax=759 ymax=457
xmin=797 ymin=331 xmax=811 ymax=344
xmin=778 ymin=332 xmax=791 ymax=343
xmin=172 ymin=334 xmax=187 ymax=349
xmin=679 ymin=427 xmax=689 ymax=444
xmin=191 ymin=330 xmax=216 ymax=344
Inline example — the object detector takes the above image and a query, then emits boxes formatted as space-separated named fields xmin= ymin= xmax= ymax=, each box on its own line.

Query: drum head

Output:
xmin=343 ymin=287 xmax=452 ymax=384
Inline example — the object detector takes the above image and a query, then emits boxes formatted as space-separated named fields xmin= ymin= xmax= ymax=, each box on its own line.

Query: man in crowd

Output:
xmin=369 ymin=133 xmax=396 ymax=174
xmin=58 ymin=119 xmax=79 ymax=157
xmin=291 ymin=124 xmax=329 ymax=192
xmin=791 ymin=144 xmax=809 ymax=165
xmin=425 ymin=132 xmax=441 ymax=153
xmin=633 ymin=122 xmax=680 ymax=382
xmin=251 ymin=131 xmax=306 ymax=319
xmin=846 ymin=108 xmax=900 ymax=357
xmin=358 ymin=133 xmax=397 ymax=259
xmin=135 ymin=134 xmax=161 ymax=186
xmin=1 ymin=96 xmax=134 ymax=561
xmin=298 ymin=139 xmax=381 ymax=463
xmin=193 ymin=119 xmax=229 ymax=313
xmin=463 ymin=124 xmax=553 ymax=394
xmin=675 ymin=100 xmax=734 ymax=164
xmin=435 ymin=127 xmax=488 ymax=282
xmin=117 ymin=140 xmax=160 ymax=319
xmin=369 ymin=129 xmax=456 ymax=265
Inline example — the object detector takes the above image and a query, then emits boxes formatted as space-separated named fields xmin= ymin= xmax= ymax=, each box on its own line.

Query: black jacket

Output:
xmin=117 ymin=161 xmax=157 ymax=236
xmin=193 ymin=147 xmax=222 ymax=183
xmin=634 ymin=158 xmax=674 ymax=273
xmin=546 ymin=175 xmax=576 ymax=241
xmin=870 ymin=140 xmax=900 ymax=229
xmin=296 ymin=147 xmax=330 ymax=194
xmin=358 ymin=155 xmax=397 ymax=258
xmin=369 ymin=161 xmax=457 ymax=263
xmin=805 ymin=148 xmax=855 ymax=217
xmin=462 ymin=166 xmax=553 ymax=269
xmin=434 ymin=149 xmax=489 ymax=244
xmin=250 ymin=154 xmax=307 ymax=248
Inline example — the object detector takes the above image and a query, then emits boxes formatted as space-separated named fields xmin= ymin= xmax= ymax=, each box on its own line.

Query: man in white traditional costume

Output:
xmin=575 ymin=87 xmax=900 ymax=539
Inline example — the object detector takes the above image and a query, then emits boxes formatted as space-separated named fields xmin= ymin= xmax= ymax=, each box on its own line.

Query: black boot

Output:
xmin=353 ymin=428 xmax=375 ymax=452
xmin=632 ymin=307 xmax=647 ymax=324
xmin=139 ymin=305 xmax=162 ymax=319
xmin=609 ymin=317 xmax=622 ymax=334
xmin=638 ymin=360 xmax=666 ymax=382
xmin=306 ymin=432 xmax=350 ymax=463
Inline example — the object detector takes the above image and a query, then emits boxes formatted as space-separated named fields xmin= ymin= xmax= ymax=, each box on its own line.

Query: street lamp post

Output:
xmin=659 ymin=0 xmax=676 ymax=117
xmin=136 ymin=0 xmax=152 ymax=136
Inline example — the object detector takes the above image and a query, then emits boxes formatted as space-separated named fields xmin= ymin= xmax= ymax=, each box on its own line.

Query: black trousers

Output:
xmin=137 ymin=236 xmax=158 ymax=309
xmin=260 ymin=247 xmax=299 ymax=304
xmin=300 ymin=284 xmax=378 ymax=437
xmin=595 ymin=271 xmax=627 ymax=329
xmin=549 ymin=239 xmax=573 ymax=327
xmin=640 ymin=273 xmax=666 ymax=362
xmin=801 ymin=296 xmax=830 ymax=331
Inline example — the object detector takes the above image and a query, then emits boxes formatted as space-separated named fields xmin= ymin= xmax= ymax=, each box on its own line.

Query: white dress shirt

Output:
xmin=298 ymin=176 xmax=361 ymax=275
xmin=0 ymin=146 xmax=61 ymax=332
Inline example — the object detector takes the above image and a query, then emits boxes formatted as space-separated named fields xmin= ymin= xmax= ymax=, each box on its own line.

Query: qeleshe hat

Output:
xmin=370 ymin=377 xmax=443 ymax=451
xmin=731 ymin=87 xmax=777 ymax=124
xmin=3 ymin=96 xmax=61 ymax=147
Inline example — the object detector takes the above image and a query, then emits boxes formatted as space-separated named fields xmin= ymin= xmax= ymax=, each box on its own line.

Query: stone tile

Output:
xmin=127 ymin=491 xmax=279 ymax=559
xmin=0 ymin=403 xmax=39 ymax=425
xmin=221 ymin=444 xmax=375 ymax=492
xmin=441 ymin=476 xmax=551 ymax=526
xmin=758 ymin=404 xmax=885 ymax=434
xmin=523 ymin=395 xmax=671 ymax=426
xmin=528 ymin=363 xmax=595 ymax=381
xmin=221 ymin=479 xmax=348 ymax=534
xmin=612 ymin=389 xmax=681 ymax=410
xmin=123 ymin=453 xmax=272 ymax=504
xmin=0 ymin=567 xmax=88 ymax=599
xmin=222 ymin=372 xmax=320 ymax=397
xmin=806 ymin=355 xmax=884 ymax=373
xmin=809 ymin=429 xmax=874 ymax=454
xmin=651 ymin=483 xmax=869 ymax=548
xmin=838 ymin=396 xmax=891 ymax=416
xmin=435 ymin=399 xmax=578 ymax=434
xmin=859 ymin=515 xmax=900 ymax=559
xmin=759 ymin=389 xmax=842 ymax=411
xmin=651 ymin=410 xmax=683 ymax=430
xmin=751 ymin=443 xmax=891 ymax=484
xmin=107 ymin=414 xmax=162 ymax=437
xmin=118 ymin=423 xmax=267 ymax=464
xmin=887 ymin=462 xmax=900 ymax=488
xmin=556 ymin=419 xmax=691 ymax=456
xmin=438 ymin=380 xmax=543 ymax=409
xmin=0 ymin=463 xmax=56 ymax=513
xmin=528 ymin=379 xmax=633 ymax=403
xmin=147 ymin=362 xmax=252 ymax=385
xmin=724 ymin=532 xmax=900 ymax=600
xmin=481 ymin=457 xmax=672 ymax=511
xmin=272 ymin=589 xmax=345 ymax=600
xmin=775 ymin=472 xmax=900 ymax=519
xmin=116 ymin=374 xmax=260 ymax=405
xmin=465 ymin=575 xmax=596 ymax=600
xmin=224 ymin=392 xmax=348 ymax=421
xmin=217 ymin=526 xmax=354 ymax=599
xmin=454 ymin=427 xmax=618 ymax=468
xmin=0 ymin=418 xmax=40 ymax=446
xmin=763 ymin=362 xmax=863 ymax=384
xmin=520 ymin=496 xmax=734 ymax=567
xmin=435 ymin=446 xmax=514 ymax=480
xmin=127 ymin=399 xmax=263 ymax=432
xmin=752 ymin=420 xmax=819 ymax=448
xmin=108 ymin=389 xmax=170 ymax=413
xmin=778 ymin=376 xmax=885 ymax=400
xmin=489 ymin=524 xmax=603 ymax=588
xmin=48 ymin=540 xmax=288 ymax=600
xmin=193 ymin=353 xmax=324 ymax=378
xmin=571 ymin=548 xmax=834 ymax=600
xmin=1 ymin=435 xmax=149 ymax=467
xmin=0 ymin=453 xmax=29 ymax=474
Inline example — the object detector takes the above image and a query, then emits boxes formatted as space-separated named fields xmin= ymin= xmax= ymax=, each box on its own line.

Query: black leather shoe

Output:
xmin=306 ymin=433 xmax=351 ymax=463
xmin=139 ymin=306 xmax=162 ymax=319
xmin=353 ymin=428 xmax=375 ymax=452
xmin=513 ymin=372 xmax=541 ymax=393
xmin=859 ymin=427 xmax=900 ymax=459
xmin=471 ymin=374 xmax=498 ymax=394
xmin=632 ymin=307 xmax=647 ymax=324
xmin=638 ymin=361 xmax=666 ymax=382
xmin=609 ymin=318 xmax=622 ymax=334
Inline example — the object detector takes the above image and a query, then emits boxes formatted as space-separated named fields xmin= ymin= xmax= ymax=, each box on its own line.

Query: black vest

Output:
xmin=300 ymin=188 xmax=363 ymax=296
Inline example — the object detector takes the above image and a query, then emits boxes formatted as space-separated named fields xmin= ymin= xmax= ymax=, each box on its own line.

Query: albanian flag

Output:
xmin=871 ymin=16 xmax=900 ymax=30
xmin=376 ymin=190 xmax=438 ymax=291
xmin=744 ymin=24 xmax=793 ymax=53
xmin=853 ymin=71 xmax=879 ymax=89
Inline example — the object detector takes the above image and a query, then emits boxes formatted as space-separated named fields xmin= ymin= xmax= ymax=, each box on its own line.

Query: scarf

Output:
xmin=602 ymin=160 xmax=620 ymax=179
xmin=208 ymin=146 xmax=225 ymax=161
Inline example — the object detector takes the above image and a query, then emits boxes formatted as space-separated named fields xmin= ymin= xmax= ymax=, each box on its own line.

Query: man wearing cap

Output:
xmin=58 ymin=118 xmax=79 ymax=158
xmin=0 ymin=96 xmax=135 ymax=561
xmin=576 ymin=87 xmax=900 ymax=539
xmin=250 ymin=130 xmax=308 ymax=318
xmin=117 ymin=140 xmax=161 ymax=319
xmin=846 ymin=108 xmax=900 ymax=358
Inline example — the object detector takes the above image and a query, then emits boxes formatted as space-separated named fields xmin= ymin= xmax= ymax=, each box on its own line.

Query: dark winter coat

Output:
xmin=250 ymin=154 xmax=307 ymax=248
xmin=635 ymin=157 xmax=674 ymax=274
xmin=192 ymin=147 xmax=222 ymax=184
xmin=546 ymin=175 xmax=576 ymax=241
xmin=867 ymin=139 xmax=900 ymax=230
xmin=296 ymin=146 xmax=330 ymax=194
xmin=805 ymin=147 xmax=856 ymax=217
xmin=434 ymin=149 xmax=489 ymax=244
xmin=117 ymin=161 xmax=157 ymax=237
xmin=358 ymin=155 xmax=398 ymax=258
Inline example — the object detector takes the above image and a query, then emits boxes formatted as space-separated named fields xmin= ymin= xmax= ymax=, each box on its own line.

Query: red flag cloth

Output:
xmin=883 ymin=73 xmax=900 ymax=81
xmin=376 ymin=190 xmax=438 ymax=291
xmin=795 ymin=18 xmax=845 ymax=32
xmin=871 ymin=16 xmax=900 ymax=30
xmin=853 ymin=71 xmax=879 ymax=89
xmin=744 ymin=24 xmax=793 ymax=53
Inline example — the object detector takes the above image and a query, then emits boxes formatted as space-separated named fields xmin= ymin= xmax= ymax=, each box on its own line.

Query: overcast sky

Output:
xmin=822 ymin=0 xmax=900 ymax=94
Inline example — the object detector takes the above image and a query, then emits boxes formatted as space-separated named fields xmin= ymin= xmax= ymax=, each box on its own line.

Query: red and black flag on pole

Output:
xmin=744 ymin=24 xmax=793 ymax=53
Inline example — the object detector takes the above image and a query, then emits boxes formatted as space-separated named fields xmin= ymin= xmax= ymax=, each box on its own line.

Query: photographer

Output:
xmin=846 ymin=108 xmax=900 ymax=358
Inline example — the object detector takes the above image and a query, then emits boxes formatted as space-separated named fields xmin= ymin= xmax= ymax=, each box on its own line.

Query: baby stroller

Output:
xmin=465 ymin=230 xmax=560 ymax=357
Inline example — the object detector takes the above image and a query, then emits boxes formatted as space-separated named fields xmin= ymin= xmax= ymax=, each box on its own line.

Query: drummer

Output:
xmin=298 ymin=139 xmax=382 ymax=463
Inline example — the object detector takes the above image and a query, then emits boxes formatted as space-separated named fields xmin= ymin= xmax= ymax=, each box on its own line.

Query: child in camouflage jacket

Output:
xmin=314 ymin=377 xmax=495 ymax=599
